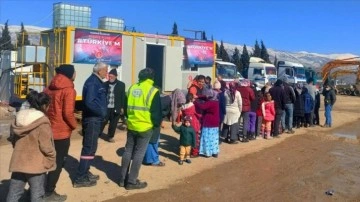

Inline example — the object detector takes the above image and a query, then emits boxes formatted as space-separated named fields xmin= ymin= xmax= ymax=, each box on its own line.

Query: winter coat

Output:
xmin=172 ymin=124 xmax=196 ymax=147
xmin=223 ymin=90 xmax=242 ymax=125
xmin=9 ymin=109 xmax=56 ymax=174
xmin=322 ymin=87 xmax=336 ymax=106
xmin=181 ymin=102 xmax=201 ymax=133
xmin=269 ymin=81 xmax=286 ymax=111
xmin=105 ymin=79 xmax=126 ymax=113
xmin=237 ymin=86 xmax=255 ymax=112
xmin=283 ymin=82 xmax=296 ymax=104
xmin=44 ymin=74 xmax=77 ymax=140
xmin=82 ymin=73 xmax=108 ymax=120
xmin=293 ymin=88 xmax=305 ymax=117
xmin=194 ymin=100 xmax=219 ymax=128
xmin=303 ymin=90 xmax=314 ymax=114
xmin=262 ymin=101 xmax=275 ymax=121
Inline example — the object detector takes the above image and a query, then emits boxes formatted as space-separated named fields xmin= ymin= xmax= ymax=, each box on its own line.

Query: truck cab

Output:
xmin=248 ymin=57 xmax=277 ymax=88
xmin=277 ymin=60 xmax=306 ymax=84
xmin=215 ymin=60 xmax=243 ymax=82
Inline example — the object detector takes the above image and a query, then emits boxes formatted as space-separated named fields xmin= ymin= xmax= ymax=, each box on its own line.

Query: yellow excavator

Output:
xmin=321 ymin=57 xmax=360 ymax=96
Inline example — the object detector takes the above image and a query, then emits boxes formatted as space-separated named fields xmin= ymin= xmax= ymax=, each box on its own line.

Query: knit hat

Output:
xmin=109 ymin=68 xmax=118 ymax=76
xmin=55 ymin=64 xmax=75 ymax=79
xmin=213 ymin=79 xmax=221 ymax=90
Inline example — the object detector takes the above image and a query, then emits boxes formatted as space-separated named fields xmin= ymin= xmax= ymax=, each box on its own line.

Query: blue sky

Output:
xmin=0 ymin=0 xmax=359 ymax=55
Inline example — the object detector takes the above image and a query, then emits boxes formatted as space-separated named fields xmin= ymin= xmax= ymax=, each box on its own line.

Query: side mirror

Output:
xmin=261 ymin=70 xmax=265 ymax=75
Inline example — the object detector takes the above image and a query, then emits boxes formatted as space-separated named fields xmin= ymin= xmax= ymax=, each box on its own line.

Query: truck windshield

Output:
xmin=216 ymin=64 xmax=240 ymax=79
xmin=265 ymin=67 xmax=276 ymax=75
xmin=295 ymin=67 xmax=305 ymax=75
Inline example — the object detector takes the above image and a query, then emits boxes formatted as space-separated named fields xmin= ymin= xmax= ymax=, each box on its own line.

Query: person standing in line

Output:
xmin=188 ymin=75 xmax=206 ymax=99
xmin=6 ymin=91 xmax=55 ymax=202
xmin=302 ymin=88 xmax=314 ymax=127
xmin=269 ymin=79 xmax=286 ymax=138
xmin=221 ymin=82 xmax=242 ymax=144
xmin=314 ymin=90 xmax=321 ymax=125
xmin=73 ymin=62 xmax=108 ymax=188
xmin=261 ymin=92 xmax=275 ymax=139
xmin=194 ymin=91 xmax=220 ymax=158
xmin=102 ymin=68 xmax=126 ymax=143
xmin=248 ymin=82 xmax=259 ymax=140
xmin=280 ymin=77 xmax=296 ymax=134
xmin=43 ymin=64 xmax=77 ymax=201
xmin=322 ymin=83 xmax=336 ymax=128
xmin=305 ymin=78 xmax=317 ymax=127
xmin=172 ymin=115 xmax=196 ymax=165
xmin=119 ymin=68 xmax=162 ymax=190
xmin=293 ymin=83 xmax=305 ymax=128
xmin=237 ymin=79 xmax=255 ymax=142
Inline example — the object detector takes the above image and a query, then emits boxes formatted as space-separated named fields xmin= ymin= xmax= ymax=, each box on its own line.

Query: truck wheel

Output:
xmin=353 ymin=90 xmax=359 ymax=96
xmin=345 ymin=89 xmax=351 ymax=96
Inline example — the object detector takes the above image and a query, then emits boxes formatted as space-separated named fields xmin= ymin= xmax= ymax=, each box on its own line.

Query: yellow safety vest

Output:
xmin=127 ymin=79 xmax=158 ymax=132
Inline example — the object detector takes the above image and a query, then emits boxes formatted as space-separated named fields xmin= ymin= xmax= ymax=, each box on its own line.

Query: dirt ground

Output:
xmin=1 ymin=95 xmax=360 ymax=202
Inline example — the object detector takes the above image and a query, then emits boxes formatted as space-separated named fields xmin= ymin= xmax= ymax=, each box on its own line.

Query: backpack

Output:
xmin=224 ymin=90 xmax=234 ymax=106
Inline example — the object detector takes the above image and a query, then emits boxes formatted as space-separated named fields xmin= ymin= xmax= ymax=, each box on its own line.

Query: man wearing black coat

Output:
xmin=102 ymin=68 xmax=126 ymax=142
xmin=269 ymin=79 xmax=286 ymax=137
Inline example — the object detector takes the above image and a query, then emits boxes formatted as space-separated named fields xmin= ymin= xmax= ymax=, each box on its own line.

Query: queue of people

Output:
xmin=6 ymin=63 xmax=337 ymax=201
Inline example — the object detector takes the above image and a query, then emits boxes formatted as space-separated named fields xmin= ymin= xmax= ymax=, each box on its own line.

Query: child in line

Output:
xmin=7 ymin=91 xmax=56 ymax=201
xmin=181 ymin=93 xmax=201 ymax=157
xmin=261 ymin=92 xmax=275 ymax=139
xmin=172 ymin=116 xmax=196 ymax=165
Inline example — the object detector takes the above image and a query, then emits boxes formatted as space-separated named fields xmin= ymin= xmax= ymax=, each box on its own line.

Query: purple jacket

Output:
xmin=194 ymin=100 xmax=219 ymax=128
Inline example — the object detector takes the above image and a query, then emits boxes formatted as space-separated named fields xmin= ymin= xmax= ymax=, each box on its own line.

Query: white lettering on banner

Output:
xmin=76 ymin=39 xmax=121 ymax=46
xmin=187 ymin=45 xmax=213 ymax=50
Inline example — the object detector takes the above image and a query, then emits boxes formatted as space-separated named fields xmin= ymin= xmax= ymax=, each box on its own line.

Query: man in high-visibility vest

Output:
xmin=119 ymin=68 xmax=162 ymax=190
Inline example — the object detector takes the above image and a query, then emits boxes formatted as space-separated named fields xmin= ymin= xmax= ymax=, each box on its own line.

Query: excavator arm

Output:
xmin=321 ymin=57 xmax=360 ymax=84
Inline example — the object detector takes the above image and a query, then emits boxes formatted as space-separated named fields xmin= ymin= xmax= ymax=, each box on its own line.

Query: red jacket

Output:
xmin=44 ymin=74 xmax=77 ymax=140
xmin=237 ymin=86 xmax=255 ymax=112
xmin=262 ymin=101 xmax=275 ymax=121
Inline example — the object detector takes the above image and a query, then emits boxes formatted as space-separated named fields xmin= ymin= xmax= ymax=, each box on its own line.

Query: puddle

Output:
xmin=331 ymin=122 xmax=360 ymax=140
xmin=333 ymin=133 xmax=357 ymax=140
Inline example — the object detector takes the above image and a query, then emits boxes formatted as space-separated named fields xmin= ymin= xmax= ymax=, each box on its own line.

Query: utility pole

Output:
xmin=183 ymin=29 xmax=204 ymax=40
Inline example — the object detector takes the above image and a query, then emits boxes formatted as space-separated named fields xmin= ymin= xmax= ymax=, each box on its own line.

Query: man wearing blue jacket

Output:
xmin=74 ymin=62 xmax=108 ymax=188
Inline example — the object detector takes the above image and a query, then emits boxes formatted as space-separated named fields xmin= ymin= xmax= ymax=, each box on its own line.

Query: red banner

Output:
xmin=73 ymin=29 xmax=122 ymax=65
xmin=185 ymin=39 xmax=214 ymax=66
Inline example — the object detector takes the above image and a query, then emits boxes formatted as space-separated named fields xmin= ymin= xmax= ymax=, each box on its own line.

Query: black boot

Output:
xmin=241 ymin=134 xmax=249 ymax=143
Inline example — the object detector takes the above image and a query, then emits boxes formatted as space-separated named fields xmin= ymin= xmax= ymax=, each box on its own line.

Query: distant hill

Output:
xmin=222 ymin=42 xmax=359 ymax=71
xmin=0 ymin=24 xmax=48 ymax=46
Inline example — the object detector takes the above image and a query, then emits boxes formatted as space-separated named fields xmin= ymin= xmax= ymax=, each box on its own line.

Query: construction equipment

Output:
xmin=321 ymin=57 xmax=360 ymax=96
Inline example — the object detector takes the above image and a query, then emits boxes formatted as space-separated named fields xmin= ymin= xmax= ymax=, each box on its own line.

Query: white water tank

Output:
xmin=98 ymin=17 xmax=124 ymax=31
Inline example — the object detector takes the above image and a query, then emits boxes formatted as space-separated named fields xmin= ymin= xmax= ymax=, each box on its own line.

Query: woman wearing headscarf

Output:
xmin=194 ymin=89 xmax=220 ymax=158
